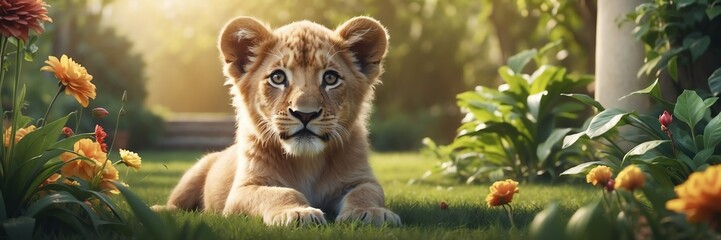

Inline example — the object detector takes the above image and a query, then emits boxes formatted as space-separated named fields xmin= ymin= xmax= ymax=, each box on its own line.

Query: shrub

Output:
xmin=424 ymin=47 xmax=593 ymax=183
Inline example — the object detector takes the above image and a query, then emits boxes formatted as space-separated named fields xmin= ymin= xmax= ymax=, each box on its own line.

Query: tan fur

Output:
xmin=152 ymin=16 xmax=400 ymax=227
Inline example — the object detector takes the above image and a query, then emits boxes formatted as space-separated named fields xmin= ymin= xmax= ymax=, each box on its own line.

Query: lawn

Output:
xmin=120 ymin=151 xmax=601 ymax=239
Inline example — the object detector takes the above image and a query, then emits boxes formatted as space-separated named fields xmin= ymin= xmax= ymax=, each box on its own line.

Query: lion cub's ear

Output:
xmin=218 ymin=17 xmax=273 ymax=79
xmin=336 ymin=17 xmax=389 ymax=79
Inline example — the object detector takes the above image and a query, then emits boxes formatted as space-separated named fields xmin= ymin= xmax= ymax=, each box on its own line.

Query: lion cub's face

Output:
xmin=218 ymin=17 xmax=388 ymax=156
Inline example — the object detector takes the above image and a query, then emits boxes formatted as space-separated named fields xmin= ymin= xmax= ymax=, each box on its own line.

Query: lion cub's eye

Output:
xmin=322 ymin=70 xmax=342 ymax=89
xmin=268 ymin=70 xmax=287 ymax=88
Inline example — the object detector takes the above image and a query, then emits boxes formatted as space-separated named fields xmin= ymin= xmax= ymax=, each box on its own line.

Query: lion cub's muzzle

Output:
xmin=280 ymin=108 xmax=330 ymax=141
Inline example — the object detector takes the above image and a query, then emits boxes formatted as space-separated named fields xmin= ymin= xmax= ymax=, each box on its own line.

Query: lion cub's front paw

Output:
xmin=336 ymin=207 xmax=401 ymax=226
xmin=264 ymin=207 xmax=327 ymax=226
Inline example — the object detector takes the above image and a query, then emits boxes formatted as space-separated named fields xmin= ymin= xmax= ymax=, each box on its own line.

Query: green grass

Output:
xmin=120 ymin=151 xmax=601 ymax=239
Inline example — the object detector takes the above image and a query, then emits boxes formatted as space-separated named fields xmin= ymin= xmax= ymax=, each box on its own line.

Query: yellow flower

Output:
xmin=485 ymin=179 xmax=520 ymax=207
xmin=98 ymin=161 xmax=121 ymax=195
xmin=666 ymin=165 xmax=721 ymax=226
xmin=60 ymin=139 xmax=107 ymax=181
xmin=3 ymin=125 xmax=37 ymax=147
xmin=586 ymin=165 xmax=613 ymax=187
xmin=615 ymin=165 xmax=645 ymax=191
xmin=40 ymin=55 xmax=96 ymax=107
xmin=119 ymin=149 xmax=142 ymax=171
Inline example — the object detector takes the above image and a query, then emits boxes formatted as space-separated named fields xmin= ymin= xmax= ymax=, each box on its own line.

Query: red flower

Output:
xmin=0 ymin=0 xmax=52 ymax=42
xmin=659 ymin=110 xmax=672 ymax=131
xmin=95 ymin=124 xmax=108 ymax=153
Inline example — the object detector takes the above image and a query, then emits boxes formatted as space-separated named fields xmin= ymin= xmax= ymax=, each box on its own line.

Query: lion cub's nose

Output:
xmin=289 ymin=108 xmax=322 ymax=125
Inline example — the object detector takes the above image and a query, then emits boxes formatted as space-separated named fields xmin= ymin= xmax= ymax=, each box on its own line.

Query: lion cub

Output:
xmin=152 ymin=16 xmax=400 ymax=226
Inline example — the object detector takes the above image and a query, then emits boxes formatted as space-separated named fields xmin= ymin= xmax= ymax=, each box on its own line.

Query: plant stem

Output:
xmin=107 ymin=90 xmax=127 ymax=159
xmin=0 ymin=36 xmax=7 ymax=175
xmin=39 ymin=85 xmax=64 ymax=127
xmin=503 ymin=204 xmax=516 ymax=229
xmin=7 ymin=40 xmax=23 ymax=169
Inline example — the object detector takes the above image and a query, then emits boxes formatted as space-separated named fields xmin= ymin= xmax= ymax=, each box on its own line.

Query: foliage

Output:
xmin=629 ymin=0 xmax=721 ymax=98
xmin=0 ymin=6 xmax=197 ymax=238
xmin=423 ymin=47 xmax=593 ymax=183
xmin=562 ymin=80 xmax=721 ymax=186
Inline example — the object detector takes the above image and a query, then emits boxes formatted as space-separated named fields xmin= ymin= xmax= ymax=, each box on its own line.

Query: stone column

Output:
xmin=595 ymin=0 xmax=650 ymax=113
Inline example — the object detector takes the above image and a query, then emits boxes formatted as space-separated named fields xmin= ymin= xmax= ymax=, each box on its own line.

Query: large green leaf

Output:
xmin=527 ymin=91 xmax=547 ymax=123
xmin=708 ymin=68 xmax=721 ymax=96
xmin=566 ymin=201 xmax=612 ymax=240
xmin=13 ymin=114 xmax=71 ymax=168
xmin=704 ymin=113 xmax=721 ymax=148
xmin=562 ymin=93 xmax=604 ymax=111
xmin=114 ymin=182 xmax=170 ymax=240
xmin=562 ymin=131 xmax=586 ymax=149
xmin=622 ymin=140 xmax=668 ymax=166
xmin=529 ymin=65 xmax=560 ymax=94
xmin=507 ymin=48 xmax=537 ymax=74
xmin=667 ymin=56 xmax=678 ymax=81
xmin=674 ymin=90 xmax=705 ymax=131
xmin=619 ymin=79 xmax=672 ymax=108
xmin=560 ymin=161 xmax=606 ymax=176
xmin=529 ymin=203 xmax=566 ymax=240
xmin=537 ymin=128 xmax=572 ymax=164
xmin=498 ymin=66 xmax=529 ymax=94
xmin=2 ymin=216 xmax=35 ymax=240
xmin=585 ymin=108 xmax=629 ymax=138
xmin=708 ymin=4 xmax=721 ymax=19
xmin=686 ymin=35 xmax=710 ymax=61
xmin=693 ymin=148 xmax=713 ymax=168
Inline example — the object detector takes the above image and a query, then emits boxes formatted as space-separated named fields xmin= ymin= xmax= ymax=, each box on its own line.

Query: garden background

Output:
xmin=1 ymin=0 xmax=720 ymax=239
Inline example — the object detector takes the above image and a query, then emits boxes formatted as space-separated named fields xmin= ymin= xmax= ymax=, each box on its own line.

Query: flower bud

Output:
xmin=659 ymin=110 xmax=672 ymax=130
xmin=92 ymin=107 xmax=109 ymax=118
xmin=61 ymin=127 xmax=74 ymax=137
xmin=605 ymin=179 xmax=615 ymax=192
xmin=439 ymin=201 xmax=448 ymax=210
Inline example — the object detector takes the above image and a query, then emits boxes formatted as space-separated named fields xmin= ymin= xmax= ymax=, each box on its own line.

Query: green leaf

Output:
xmin=676 ymin=0 xmax=695 ymax=9
xmin=560 ymin=161 xmax=606 ymax=176
xmin=586 ymin=108 xmax=629 ymax=138
xmin=708 ymin=4 xmax=721 ymax=19
xmin=688 ymin=36 xmax=710 ymax=61
xmin=667 ymin=56 xmax=678 ymax=81
xmin=693 ymin=148 xmax=714 ymax=167
xmin=0 ymin=191 xmax=5 ymax=221
xmin=2 ymin=216 xmax=35 ymax=240
xmin=114 ymin=182 xmax=170 ymax=240
xmin=562 ymin=131 xmax=586 ymax=149
xmin=529 ymin=65 xmax=561 ymax=94
xmin=529 ymin=203 xmax=566 ymax=240
xmin=537 ymin=128 xmax=572 ymax=163
xmin=674 ymin=90 xmax=705 ymax=131
xmin=498 ymin=66 xmax=530 ymax=94
xmin=566 ymin=201 xmax=612 ymax=240
xmin=562 ymin=93 xmax=604 ymax=111
xmin=527 ymin=91 xmax=547 ymax=122
xmin=708 ymin=68 xmax=721 ymax=96
xmin=13 ymin=114 xmax=71 ymax=166
xmin=507 ymin=48 xmax=538 ymax=74
xmin=619 ymin=79 xmax=672 ymax=108
xmin=622 ymin=140 xmax=668 ymax=165
xmin=704 ymin=112 xmax=721 ymax=148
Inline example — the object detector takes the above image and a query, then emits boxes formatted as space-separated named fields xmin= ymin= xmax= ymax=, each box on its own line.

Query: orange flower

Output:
xmin=60 ymin=138 xmax=107 ymax=181
xmin=485 ymin=179 xmax=520 ymax=207
xmin=666 ymin=165 xmax=721 ymax=226
xmin=40 ymin=55 xmax=96 ymax=107
xmin=3 ymin=125 xmax=37 ymax=147
xmin=98 ymin=161 xmax=121 ymax=195
xmin=586 ymin=165 xmax=613 ymax=187
xmin=615 ymin=165 xmax=645 ymax=191
xmin=0 ymin=0 xmax=52 ymax=42
xmin=119 ymin=149 xmax=142 ymax=171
